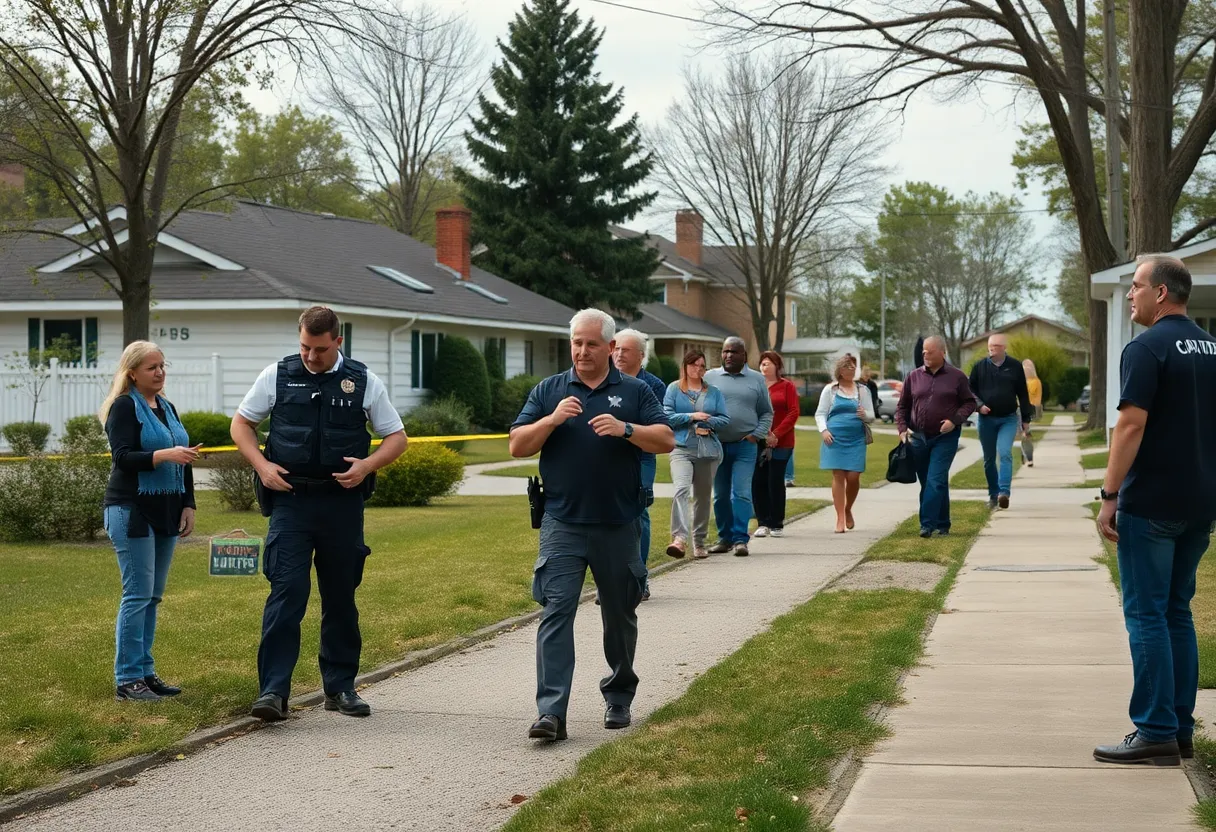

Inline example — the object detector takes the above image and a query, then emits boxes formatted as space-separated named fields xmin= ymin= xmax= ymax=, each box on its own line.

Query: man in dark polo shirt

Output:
xmin=1094 ymin=255 xmax=1216 ymax=767
xmin=896 ymin=335 xmax=977 ymax=538
xmin=510 ymin=308 xmax=675 ymax=742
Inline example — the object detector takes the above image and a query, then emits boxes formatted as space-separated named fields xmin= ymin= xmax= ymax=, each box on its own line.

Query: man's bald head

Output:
xmin=721 ymin=337 xmax=747 ymax=373
xmin=922 ymin=336 xmax=947 ymax=370
xmin=987 ymin=333 xmax=1008 ymax=363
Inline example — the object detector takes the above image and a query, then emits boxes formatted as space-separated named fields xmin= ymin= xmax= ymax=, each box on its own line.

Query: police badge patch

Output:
xmin=341 ymin=378 xmax=355 ymax=393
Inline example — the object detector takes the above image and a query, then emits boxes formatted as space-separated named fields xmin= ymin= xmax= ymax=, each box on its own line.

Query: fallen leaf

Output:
xmin=735 ymin=807 xmax=750 ymax=821
xmin=328 ymin=753 xmax=341 ymax=758
xmin=510 ymin=794 xmax=528 ymax=805
xmin=112 ymin=778 xmax=137 ymax=788
xmin=174 ymin=754 xmax=186 ymax=760
xmin=754 ymin=752 xmax=767 ymax=763
xmin=791 ymin=796 xmax=799 ymax=802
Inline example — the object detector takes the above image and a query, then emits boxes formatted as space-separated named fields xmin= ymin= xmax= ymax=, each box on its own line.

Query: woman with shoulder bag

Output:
xmin=663 ymin=350 xmax=730 ymax=559
xmin=100 ymin=341 xmax=201 ymax=702
xmin=816 ymin=354 xmax=875 ymax=533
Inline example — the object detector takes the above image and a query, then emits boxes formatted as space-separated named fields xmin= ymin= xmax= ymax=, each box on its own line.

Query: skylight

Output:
xmin=464 ymin=282 xmax=509 ymax=304
xmin=368 ymin=266 xmax=434 ymax=293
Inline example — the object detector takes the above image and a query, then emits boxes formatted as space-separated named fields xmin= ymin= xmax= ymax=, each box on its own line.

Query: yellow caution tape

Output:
xmin=0 ymin=433 xmax=510 ymax=463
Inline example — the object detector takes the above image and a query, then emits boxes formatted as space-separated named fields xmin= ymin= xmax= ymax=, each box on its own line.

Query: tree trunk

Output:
xmin=1127 ymin=0 xmax=1176 ymax=255
xmin=121 ymin=229 xmax=153 ymax=345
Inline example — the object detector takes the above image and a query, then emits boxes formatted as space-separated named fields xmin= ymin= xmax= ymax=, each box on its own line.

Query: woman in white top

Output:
xmin=815 ymin=355 xmax=876 ymax=533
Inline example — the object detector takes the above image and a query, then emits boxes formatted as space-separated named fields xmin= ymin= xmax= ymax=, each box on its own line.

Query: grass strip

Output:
xmin=0 ymin=492 xmax=820 ymax=796
xmin=1076 ymin=429 xmax=1107 ymax=450
xmin=1192 ymin=736 xmax=1216 ymax=829
xmin=502 ymin=504 xmax=989 ymax=832
xmin=949 ymin=452 xmax=1022 ymax=490
xmin=483 ymin=434 xmax=903 ymax=489
xmin=1082 ymin=451 xmax=1109 ymax=470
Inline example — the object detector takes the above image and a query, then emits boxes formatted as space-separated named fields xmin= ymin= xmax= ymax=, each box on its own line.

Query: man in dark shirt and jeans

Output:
xmin=1094 ymin=255 xmax=1216 ymax=767
xmin=896 ymin=336 xmax=977 ymax=538
xmin=968 ymin=333 xmax=1032 ymax=509
xmin=510 ymin=309 xmax=675 ymax=743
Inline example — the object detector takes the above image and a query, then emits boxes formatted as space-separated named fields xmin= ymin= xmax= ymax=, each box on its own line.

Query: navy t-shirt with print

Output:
xmin=512 ymin=366 xmax=669 ymax=525
xmin=1118 ymin=315 xmax=1216 ymax=522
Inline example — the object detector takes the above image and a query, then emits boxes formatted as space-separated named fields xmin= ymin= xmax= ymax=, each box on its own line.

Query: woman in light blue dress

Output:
xmin=815 ymin=354 xmax=875 ymax=533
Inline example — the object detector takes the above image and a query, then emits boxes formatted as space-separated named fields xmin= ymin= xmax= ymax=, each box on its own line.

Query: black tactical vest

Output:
xmin=265 ymin=354 xmax=370 ymax=479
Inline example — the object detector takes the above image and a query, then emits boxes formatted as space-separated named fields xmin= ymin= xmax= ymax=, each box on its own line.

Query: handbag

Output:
xmin=886 ymin=440 xmax=917 ymax=484
xmin=863 ymin=421 xmax=874 ymax=445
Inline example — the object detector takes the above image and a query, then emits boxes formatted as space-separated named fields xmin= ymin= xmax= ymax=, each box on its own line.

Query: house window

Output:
xmin=549 ymin=338 xmax=572 ymax=372
xmin=524 ymin=340 xmax=534 ymax=376
xmin=27 ymin=317 xmax=98 ymax=365
xmin=484 ymin=336 xmax=507 ymax=377
xmin=342 ymin=322 xmax=353 ymax=357
xmin=411 ymin=330 xmax=445 ymax=389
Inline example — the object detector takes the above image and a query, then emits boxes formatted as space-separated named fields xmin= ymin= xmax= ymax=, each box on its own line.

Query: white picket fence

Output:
xmin=1 ymin=354 xmax=224 ymax=451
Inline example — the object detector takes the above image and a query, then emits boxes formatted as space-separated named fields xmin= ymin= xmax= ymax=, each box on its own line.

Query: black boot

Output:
xmin=1093 ymin=732 xmax=1180 ymax=766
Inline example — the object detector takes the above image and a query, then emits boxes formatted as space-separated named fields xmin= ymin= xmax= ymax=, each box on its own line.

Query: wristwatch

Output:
xmin=1100 ymin=488 xmax=1118 ymax=501
xmin=623 ymin=422 xmax=634 ymax=439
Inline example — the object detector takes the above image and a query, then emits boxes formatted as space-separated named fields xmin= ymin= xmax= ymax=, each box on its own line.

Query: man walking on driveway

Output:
xmin=969 ymin=333 xmax=1032 ymax=509
xmin=896 ymin=336 xmax=976 ymax=538
xmin=705 ymin=337 xmax=773 ymax=557
xmin=1095 ymin=255 xmax=1216 ymax=767
xmin=509 ymin=309 xmax=674 ymax=743
xmin=612 ymin=328 xmax=669 ymax=600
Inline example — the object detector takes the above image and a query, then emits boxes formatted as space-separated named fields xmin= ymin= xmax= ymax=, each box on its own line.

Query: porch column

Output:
xmin=211 ymin=353 xmax=223 ymax=412
xmin=1106 ymin=288 xmax=1124 ymax=432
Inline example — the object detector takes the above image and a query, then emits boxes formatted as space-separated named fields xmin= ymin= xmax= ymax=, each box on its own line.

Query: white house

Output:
xmin=1090 ymin=237 xmax=1216 ymax=429
xmin=0 ymin=202 xmax=577 ymax=443
xmin=780 ymin=336 xmax=864 ymax=376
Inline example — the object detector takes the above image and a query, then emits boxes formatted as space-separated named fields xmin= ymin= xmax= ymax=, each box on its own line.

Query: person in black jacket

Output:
xmin=968 ymin=334 xmax=1032 ymax=509
xmin=100 ymin=341 xmax=201 ymax=702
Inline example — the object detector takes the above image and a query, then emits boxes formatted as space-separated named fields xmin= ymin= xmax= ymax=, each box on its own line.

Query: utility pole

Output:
xmin=879 ymin=272 xmax=886 ymax=379
xmin=1103 ymin=0 xmax=1126 ymax=260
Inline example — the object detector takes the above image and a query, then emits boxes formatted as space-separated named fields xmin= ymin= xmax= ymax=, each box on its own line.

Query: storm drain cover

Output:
xmin=974 ymin=565 xmax=1100 ymax=572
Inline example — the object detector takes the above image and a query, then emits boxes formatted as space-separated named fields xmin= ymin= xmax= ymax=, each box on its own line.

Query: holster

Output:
xmin=253 ymin=471 xmax=273 ymax=517
xmin=527 ymin=476 xmax=546 ymax=529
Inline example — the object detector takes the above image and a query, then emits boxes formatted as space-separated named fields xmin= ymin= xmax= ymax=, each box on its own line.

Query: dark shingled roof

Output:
xmin=0 ymin=201 xmax=576 ymax=328
xmin=609 ymin=224 xmax=749 ymax=288
xmin=630 ymin=302 xmax=735 ymax=341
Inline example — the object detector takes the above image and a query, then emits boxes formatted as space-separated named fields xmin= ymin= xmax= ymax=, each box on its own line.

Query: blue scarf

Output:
xmin=130 ymin=392 xmax=191 ymax=495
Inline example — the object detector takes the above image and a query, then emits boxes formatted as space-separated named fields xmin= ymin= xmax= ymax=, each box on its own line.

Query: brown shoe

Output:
xmin=666 ymin=537 xmax=686 ymax=558
xmin=693 ymin=547 xmax=709 ymax=559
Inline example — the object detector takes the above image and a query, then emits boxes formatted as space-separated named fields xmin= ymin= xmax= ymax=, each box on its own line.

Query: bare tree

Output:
xmin=703 ymin=1 xmax=1216 ymax=429
xmin=794 ymin=231 xmax=857 ymax=337
xmin=649 ymin=53 xmax=886 ymax=351
xmin=0 ymin=0 xmax=395 ymax=344
xmin=315 ymin=4 xmax=482 ymax=238
xmin=961 ymin=192 xmax=1042 ymax=333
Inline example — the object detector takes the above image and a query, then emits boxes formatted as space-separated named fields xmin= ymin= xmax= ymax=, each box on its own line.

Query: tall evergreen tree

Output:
xmin=457 ymin=0 xmax=660 ymax=314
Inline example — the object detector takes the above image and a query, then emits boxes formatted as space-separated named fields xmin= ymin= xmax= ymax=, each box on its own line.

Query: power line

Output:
xmin=583 ymin=0 xmax=1191 ymax=114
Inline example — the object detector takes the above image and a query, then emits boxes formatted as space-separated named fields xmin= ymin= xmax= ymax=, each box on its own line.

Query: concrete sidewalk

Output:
xmin=10 ymin=439 xmax=983 ymax=831
xmin=831 ymin=418 xmax=1198 ymax=831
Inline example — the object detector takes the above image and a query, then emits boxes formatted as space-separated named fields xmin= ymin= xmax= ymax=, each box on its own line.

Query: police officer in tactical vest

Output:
xmin=231 ymin=306 xmax=407 ymax=721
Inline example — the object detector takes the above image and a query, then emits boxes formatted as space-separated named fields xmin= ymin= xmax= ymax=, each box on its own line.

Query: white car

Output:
xmin=874 ymin=380 xmax=902 ymax=422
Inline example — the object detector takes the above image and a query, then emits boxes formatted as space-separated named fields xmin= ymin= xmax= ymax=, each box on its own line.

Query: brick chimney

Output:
xmin=435 ymin=206 xmax=471 ymax=280
xmin=0 ymin=163 xmax=23 ymax=191
xmin=675 ymin=208 xmax=703 ymax=266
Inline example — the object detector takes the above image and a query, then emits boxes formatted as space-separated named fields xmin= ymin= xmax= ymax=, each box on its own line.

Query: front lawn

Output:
xmin=1082 ymin=451 xmax=1108 ymax=470
xmin=502 ymin=494 xmax=989 ymax=831
xmin=950 ymin=451 xmax=1022 ymax=490
xmin=483 ymin=432 xmax=904 ymax=489
xmin=0 ymin=492 xmax=821 ymax=796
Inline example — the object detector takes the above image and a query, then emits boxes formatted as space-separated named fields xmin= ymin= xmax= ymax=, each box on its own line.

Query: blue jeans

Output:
xmin=713 ymin=439 xmax=758 ymax=544
xmin=105 ymin=505 xmax=178 ymax=685
xmin=911 ymin=430 xmax=960 ymax=533
xmin=1116 ymin=512 xmax=1212 ymax=743
xmin=784 ymin=452 xmax=795 ymax=484
xmin=978 ymin=413 xmax=1019 ymax=499
xmin=638 ymin=457 xmax=657 ymax=589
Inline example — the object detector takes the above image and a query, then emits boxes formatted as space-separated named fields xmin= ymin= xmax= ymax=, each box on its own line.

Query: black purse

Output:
xmin=886 ymin=441 xmax=917 ymax=484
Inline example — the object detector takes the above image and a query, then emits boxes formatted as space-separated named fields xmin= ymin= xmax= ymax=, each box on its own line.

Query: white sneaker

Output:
xmin=754 ymin=526 xmax=769 ymax=537
xmin=769 ymin=528 xmax=784 ymax=538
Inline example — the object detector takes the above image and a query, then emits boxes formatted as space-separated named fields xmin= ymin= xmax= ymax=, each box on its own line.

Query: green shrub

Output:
xmin=0 ymin=450 xmax=108 ymax=541
xmin=483 ymin=338 xmax=506 ymax=382
xmin=402 ymin=395 xmax=472 ymax=451
xmin=657 ymin=355 xmax=680 ymax=384
xmin=179 ymin=411 xmax=232 ymax=448
xmin=490 ymin=374 xmax=541 ymax=431
xmin=434 ymin=335 xmax=492 ymax=424
xmin=3 ymin=422 xmax=50 ymax=455
xmin=645 ymin=355 xmax=662 ymax=377
xmin=61 ymin=415 xmax=108 ymax=455
xmin=210 ymin=452 xmax=256 ymax=512
xmin=367 ymin=443 xmax=464 ymax=507
xmin=1056 ymin=366 xmax=1089 ymax=408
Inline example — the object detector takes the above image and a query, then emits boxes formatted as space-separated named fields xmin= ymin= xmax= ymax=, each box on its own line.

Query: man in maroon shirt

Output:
xmin=895 ymin=336 xmax=977 ymax=538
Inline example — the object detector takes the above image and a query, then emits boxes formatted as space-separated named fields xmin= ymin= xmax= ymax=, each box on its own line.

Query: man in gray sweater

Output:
xmin=705 ymin=337 xmax=773 ymax=556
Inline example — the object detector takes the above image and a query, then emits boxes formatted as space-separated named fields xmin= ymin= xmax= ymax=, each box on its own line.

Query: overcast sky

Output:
xmin=256 ymin=0 xmax=1064 ymax=304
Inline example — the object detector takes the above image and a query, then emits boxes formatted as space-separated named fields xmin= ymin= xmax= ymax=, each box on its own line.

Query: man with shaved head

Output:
xmin=705 ymin=336 xmax=773 ymax=557
xmin=896 ymin=335 xmax=977 ymax=538
xmin=968 ymin=333 xmax=1032 ymax=510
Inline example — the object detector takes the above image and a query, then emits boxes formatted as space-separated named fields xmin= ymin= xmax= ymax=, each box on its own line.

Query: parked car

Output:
xmin=1078 ymin=385 xmax=1090 ymax=412
xmin=874 ymin=379 xmax=902 ymax=422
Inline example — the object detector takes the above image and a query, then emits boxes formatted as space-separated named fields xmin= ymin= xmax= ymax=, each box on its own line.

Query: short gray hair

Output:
xmin=569 ymin=308 xmax=616 ymax=342
xmin=923 ymin=335 xmax=947 ymax=352
xmin=614 ymin=328 xmax=648 ymax=353
xmin=1136 ymin=253 xmax=1192 ymax=303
